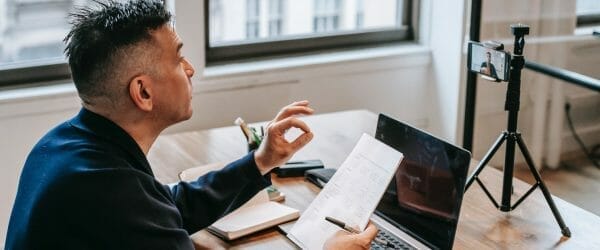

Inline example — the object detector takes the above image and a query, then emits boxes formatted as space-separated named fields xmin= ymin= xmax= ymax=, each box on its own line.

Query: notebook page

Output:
xmin=288 ymin=133 xmax=403 ymax=249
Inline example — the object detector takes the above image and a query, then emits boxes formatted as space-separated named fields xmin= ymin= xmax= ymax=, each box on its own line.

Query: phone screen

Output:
xmin=468 ymin=42 xmax=511 ymax=81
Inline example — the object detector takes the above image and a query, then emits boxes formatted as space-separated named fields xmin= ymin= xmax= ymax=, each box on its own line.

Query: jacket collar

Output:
xmin=69 ymin=108 xmax=154 ymax=176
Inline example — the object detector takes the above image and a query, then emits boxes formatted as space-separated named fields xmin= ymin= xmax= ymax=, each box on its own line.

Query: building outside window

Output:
xmin=313 ymin=0 xmax=341 ymax=33
xmin=206 ymin=0 xmax=413 ymax=64
xmin=355 ymin=0 xmax=364 ymax=28
xmin=0 ymin=0 xmax=94 ymax=86
xmin=1 ymin=0 xmax=75 ymax=64
xmin=0 ymin=0 xmax=154 ymax=87
xmin=209 ymin=0 xmax=224 ymax=42
xmin=268 ymin=0 xmax=284 ymax=37
xmin=1 ymin=0 xmax=414 ymax=86
xmin=246 ymin=0 xmax=260 ymax=39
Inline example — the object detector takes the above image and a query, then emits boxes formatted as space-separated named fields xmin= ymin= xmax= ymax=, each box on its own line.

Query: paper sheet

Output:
xmin=288 ymin=133 xmax=403 ymax=249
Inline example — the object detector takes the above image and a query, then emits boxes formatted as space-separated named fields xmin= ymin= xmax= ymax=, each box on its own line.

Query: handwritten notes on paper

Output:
xmin=288 ymin=133 xmax=403 ymax=249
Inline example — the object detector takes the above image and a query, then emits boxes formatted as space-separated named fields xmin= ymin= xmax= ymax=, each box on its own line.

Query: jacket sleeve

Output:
xmin=168 ymin=151 xmax=272 ymax=233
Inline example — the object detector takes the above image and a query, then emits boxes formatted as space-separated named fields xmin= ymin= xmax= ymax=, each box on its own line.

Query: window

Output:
xmin=206 ymin=0 xmax=415 ymax=64
xmin=577 ymin=0 xmax=600 ymax=26
xmin=0 ymin=0 xmax=90 ymax=87
xmin=0 ymin=0 xmax=166 ymax=88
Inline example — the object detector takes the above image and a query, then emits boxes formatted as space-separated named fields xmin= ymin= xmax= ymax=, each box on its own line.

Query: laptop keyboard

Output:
xmin=371 ymin=229 xmax=418 ymax=250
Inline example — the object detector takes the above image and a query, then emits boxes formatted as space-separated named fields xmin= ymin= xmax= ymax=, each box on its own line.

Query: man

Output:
xmin=6 ymin=1 xmax=377 ymax=249
xmin=480 ymin=51 xmax=498 ymax=79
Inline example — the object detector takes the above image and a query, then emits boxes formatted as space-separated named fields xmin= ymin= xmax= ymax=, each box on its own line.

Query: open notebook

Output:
xmin=179 ymin=163 xmax=299 ymax=240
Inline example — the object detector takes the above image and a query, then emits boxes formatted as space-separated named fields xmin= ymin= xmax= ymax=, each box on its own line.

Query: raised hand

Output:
xmin=254 ymin=100 xmax=314 ymax=175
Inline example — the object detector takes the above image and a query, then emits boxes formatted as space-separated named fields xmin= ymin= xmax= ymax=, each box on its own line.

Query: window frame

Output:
xmin=205 ymin=0 xmax=415 ymax=65
xmin=577 ymin=13 xmax=600 ymax=27
xmin=576 ymin=0 xmax=600 ymax=27
xmin=0 ymin=60 xmax=71 ymax=88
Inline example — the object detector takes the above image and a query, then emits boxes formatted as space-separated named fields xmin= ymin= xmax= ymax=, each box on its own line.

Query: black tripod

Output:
xmin=465 ymin=24 xmax=571 ymax=237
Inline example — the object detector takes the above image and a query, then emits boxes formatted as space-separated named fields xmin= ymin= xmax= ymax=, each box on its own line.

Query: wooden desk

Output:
xmin=148 ymin=110 xmax=600 ymax=249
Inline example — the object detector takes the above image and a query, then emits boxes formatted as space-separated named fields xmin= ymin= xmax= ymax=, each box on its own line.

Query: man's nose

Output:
xmin=184 ymin=59 xmax=195 ymax=77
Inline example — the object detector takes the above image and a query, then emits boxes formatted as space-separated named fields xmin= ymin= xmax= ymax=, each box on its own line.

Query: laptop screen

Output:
xmin=374 ymin=114 xmax=471 ymax=249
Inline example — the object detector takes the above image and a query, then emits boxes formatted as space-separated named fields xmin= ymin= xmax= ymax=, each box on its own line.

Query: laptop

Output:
xmin=279 ymin=113 xmax=471 ymax=249
xmin=370 ymin=113 xmax=471 ymax=250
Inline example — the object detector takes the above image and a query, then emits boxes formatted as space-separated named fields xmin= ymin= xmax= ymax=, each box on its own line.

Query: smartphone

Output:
xmin=467 ymin=42 xmax=511 ymax=81
xmin=272 ymin=159 xmax=324 ymax=177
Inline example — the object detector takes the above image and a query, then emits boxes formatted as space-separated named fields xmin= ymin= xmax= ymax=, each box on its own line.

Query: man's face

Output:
xmin=150 ymin=25 xmax=195 ymax=126
xmin=486 ymin=52 xmax=491 ymax=62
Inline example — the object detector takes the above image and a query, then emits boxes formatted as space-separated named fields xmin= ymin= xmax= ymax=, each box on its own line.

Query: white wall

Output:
xmin=428 ymin=0 xmax=468 ymax=143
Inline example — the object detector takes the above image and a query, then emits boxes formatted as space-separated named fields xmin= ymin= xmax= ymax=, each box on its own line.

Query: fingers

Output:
xmin=272 ymin=117 xmax=313 ymax=150
xmin=274 ymin=101 xmax=314 ymax=122
xmin=360 ymin=222 xmax=379 ymax=242
xmin=253 ymin=101 xmax=314 ymax=173
xmin=345 ymin=222 xmax=378 ymax=249
xmin=291 ymin=131 xmax=313 ymax=150
xmin=273 ymin=117 xmax=311 ymax=134
xmin=288 ymin=100 xmax=310 ymax=107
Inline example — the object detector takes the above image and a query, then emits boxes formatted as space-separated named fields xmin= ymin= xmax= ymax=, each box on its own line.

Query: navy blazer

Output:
xmin=6 ymin=108 xmax=270 ymax=249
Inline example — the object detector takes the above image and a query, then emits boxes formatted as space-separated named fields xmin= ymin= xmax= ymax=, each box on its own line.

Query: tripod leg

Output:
xmin=466 ymin=133 xmax=507 ymax=190
xmin=515 ymin=134 xmax=571 ymax=237
xmin=500 ymin=132 xmax=518 ymax=212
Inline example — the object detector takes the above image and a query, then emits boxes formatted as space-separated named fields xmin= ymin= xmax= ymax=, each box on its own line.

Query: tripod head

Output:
xmin=511 ymin=24 xmax=529 ymax=55
xmin=510 ymin=24 xmax=530 ymax=36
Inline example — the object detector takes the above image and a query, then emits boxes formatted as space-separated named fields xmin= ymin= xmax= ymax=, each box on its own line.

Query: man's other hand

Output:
xmin=254 ymin=100 xmax=314 ymax=175
xmin=323 ymin=222 xmax=379 ymax=250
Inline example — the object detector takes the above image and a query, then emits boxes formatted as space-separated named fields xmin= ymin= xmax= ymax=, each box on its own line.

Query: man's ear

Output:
xmin=128 ymin=75 xmax=154 ymax=112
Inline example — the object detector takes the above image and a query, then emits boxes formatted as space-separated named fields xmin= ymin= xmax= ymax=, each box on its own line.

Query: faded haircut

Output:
xmin=64 ymin=0 xmax=172 ymax=106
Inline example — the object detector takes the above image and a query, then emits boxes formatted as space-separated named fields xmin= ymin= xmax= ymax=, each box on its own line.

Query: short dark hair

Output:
xmin=64 ymin=0 xmax=172 ymax=104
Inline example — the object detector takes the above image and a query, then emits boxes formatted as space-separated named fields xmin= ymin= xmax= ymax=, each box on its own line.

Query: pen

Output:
xmin=325 ymin=216 xmax=394 ymax=248
xmin=234 ymin=117 xmax=252 ymax=141
xmin=234 ymin=117 xmax=262 ymax=145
